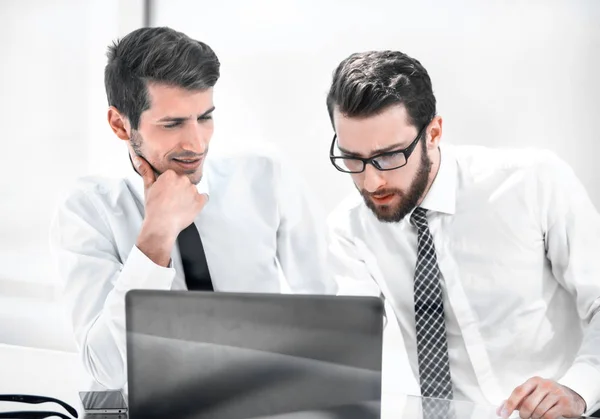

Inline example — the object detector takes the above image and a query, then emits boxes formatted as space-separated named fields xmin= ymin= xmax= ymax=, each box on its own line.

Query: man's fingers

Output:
xmin=519 ymin=387 xmax=552 ymax=419
xmin=531 ymin=393 xmax=558 ymax=419
xmin=196 ymin=192 xmax=209 ymax=210
xmin=540 ymin=404 xmax=563 ymax=419
xmin=497 ymin=400 xmax=507 ymax=417
xmin=518 ymin=380 xmax=554 ymax=419
xmin=503 ymin=379 xmax=539 ymax=419
xmin=131 ymin=152 xmax=156 ymax=190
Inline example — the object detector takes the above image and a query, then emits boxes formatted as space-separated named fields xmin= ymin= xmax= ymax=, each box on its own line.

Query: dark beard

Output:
xmin=360 ymin=139 xmax=432 ymax=223
xmin=129 ymin=130 xmax=162 ymax=179
xmin=128 ymin=130 xmax=205 ymax=185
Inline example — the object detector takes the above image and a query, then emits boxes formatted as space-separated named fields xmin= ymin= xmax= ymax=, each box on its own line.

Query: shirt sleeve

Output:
xmin=273 ymin=154 xmax=338 ymax=295
xmin=538 ymin=151 xmax=600 ymax=413
xmin=327 ymin=208 xmax=422 ymax=397
xmin=49 ymin=188 xmax=176 ymax=389
xmin=327 ymin=213 xmax=383 ymax=298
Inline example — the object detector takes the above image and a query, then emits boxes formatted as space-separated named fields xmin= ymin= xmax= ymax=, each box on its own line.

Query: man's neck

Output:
xmin=417 ymin=146 xmax=441 ymax=207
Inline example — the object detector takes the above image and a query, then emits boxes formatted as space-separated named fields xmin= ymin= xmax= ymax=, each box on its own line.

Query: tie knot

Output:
xmin=410 ymin=207 xmax=428 ymax=230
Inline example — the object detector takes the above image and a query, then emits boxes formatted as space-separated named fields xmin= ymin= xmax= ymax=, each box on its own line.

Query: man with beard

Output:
xmin=49 ymin=27 xmax=336 ymax=390
xmin=326 ymin=50 xmax=600 ymax=419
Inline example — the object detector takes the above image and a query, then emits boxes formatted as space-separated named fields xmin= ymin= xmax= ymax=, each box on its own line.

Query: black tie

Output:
xmin=177 ymin=222 xmax=214 ymax=291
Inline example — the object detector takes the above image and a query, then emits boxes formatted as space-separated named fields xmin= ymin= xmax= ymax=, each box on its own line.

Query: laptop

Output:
xmin=125 ymin=290 xmax=384 ymax=419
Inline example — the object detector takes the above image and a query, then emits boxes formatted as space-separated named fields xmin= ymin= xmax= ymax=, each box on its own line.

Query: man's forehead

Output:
xmin=143 ymin=83 xmax=214 ymax=117
xmin=333 ymin=104 xmax=410 ymax=126
xmin=333 ymin=104 xmax=417 ymax=152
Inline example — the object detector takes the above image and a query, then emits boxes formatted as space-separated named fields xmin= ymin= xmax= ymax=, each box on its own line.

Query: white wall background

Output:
xmin=0 ymin=0 xmax=598 ymax=350
xmin=153 ymin=0 xmax=600 ymax=213
xmin=0 ymin=0 xmax=144 ymax=350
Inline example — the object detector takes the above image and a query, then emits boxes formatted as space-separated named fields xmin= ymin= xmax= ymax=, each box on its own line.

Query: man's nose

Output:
xmin=182 ymin=123 xmax=209 ymax=153
xmin=362 ymin=164 xmax=386 ymax=193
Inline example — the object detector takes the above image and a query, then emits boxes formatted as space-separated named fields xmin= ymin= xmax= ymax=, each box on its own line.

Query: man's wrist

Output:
xmin=567 ymin=385 xmax=587 ymax=415
xmin=557 ymin=383 xmax=587 ymax=416
xmin=558 ymin=362 xmax=600 ymax=415
xmin=137 ymin=220 xmax=176 ymax=267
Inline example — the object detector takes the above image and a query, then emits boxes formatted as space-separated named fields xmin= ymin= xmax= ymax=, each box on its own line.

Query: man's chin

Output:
xmin=373 ymin=207 xmax=404 ymax=223
xmin=365 ymin=199 xmax=412 ymax=223
xmin=186 ymin=171 xmax=203 ymax=185
xmin=170 ymin=164 xmax=204 ymax=184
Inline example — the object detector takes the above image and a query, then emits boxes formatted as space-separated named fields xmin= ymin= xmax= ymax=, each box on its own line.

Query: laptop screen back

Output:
xmin=126 ymin=291 xmax=383 ymax=419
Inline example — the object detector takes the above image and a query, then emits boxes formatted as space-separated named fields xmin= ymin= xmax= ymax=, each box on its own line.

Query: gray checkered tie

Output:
xmin=422 ymin=397 xmax=455 ymax=419
xmin=411 ymin=207 xmax=453 ymax=400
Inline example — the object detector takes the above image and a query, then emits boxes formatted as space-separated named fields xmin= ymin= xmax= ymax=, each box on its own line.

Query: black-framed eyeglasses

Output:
xmin=0 ymin=395 xmax=78 ymax=419
xmin=329 ymin=122 xmax=428 ymax=174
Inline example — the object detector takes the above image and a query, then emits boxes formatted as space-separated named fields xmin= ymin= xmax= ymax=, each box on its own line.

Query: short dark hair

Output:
xmin=104 ymin=26 xmax=220 ymax=130
xmin=326 ymin=50 xmax=436 ymax=130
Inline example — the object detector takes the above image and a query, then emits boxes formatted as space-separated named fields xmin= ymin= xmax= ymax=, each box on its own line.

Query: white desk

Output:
xmin=0 ymin=343 xmax=501 ymax=419
xmin=0 ymin=343 xmax=97 ymax=416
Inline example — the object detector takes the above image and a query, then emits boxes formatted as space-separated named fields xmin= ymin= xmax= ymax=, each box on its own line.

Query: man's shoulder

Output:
xmin=204 ymin=144 xmax=300 ymax=193
xmin=450 ymin=144 xmax=567 ymax=178
xmin=328 ymin=192 xmax=369 ymax=234
xmin=55 ymin=175 xmax=135 ymax=215
xmin=49 ymin=175 xmax=138 ymax=243
xmin=205 ymin=143 xmax=283 ymax=174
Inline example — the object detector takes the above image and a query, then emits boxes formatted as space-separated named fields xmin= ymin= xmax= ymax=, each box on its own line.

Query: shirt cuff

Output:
xmin=115 ymin=245 xmax=176 ymax=291
xmin=558 ymin=363 xmax=600 ymax=415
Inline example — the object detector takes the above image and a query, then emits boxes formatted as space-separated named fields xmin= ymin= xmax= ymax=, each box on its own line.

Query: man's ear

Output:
xmin=107 ymin=106 xmax=131 ymax=141
xmin=427 ymin=115 xmax=443 ymax=150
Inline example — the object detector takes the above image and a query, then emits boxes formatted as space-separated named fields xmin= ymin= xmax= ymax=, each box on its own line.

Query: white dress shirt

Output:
xmin=328 ymin=144 xmax=600 ymax=412
xmin=50 ymin=146 xmax=337 ymax=390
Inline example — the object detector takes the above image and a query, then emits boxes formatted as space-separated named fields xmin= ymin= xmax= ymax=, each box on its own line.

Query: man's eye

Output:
xmin=198 ymin=114 xmax=213 ymax=121
xmin=164 ymin=122 xmax=182 ymax=129
xmin=379 ymin=151 xmax=402 ymax=160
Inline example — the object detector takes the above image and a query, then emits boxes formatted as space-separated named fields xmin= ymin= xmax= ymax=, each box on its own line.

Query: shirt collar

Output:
xmin=419 ymin=144 xmax=457 ymax=215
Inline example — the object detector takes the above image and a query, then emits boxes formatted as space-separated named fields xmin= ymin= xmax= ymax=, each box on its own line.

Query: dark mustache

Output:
xmin=170 ymin=151 xmax=206 ymax=160
xmin=364 ymin=188 xmax=403 ymax=198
